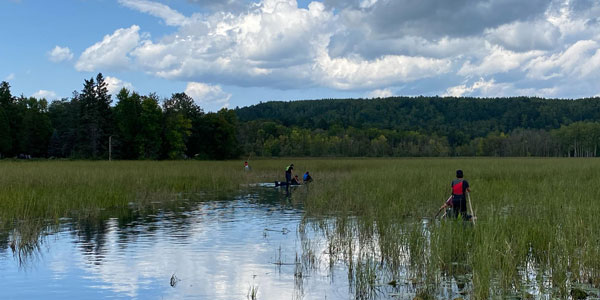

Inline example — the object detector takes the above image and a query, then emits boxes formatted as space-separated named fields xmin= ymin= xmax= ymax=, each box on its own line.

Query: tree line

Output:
xmin=2 ymin=74 xmax=600 ymax=159
xmin=235 ymin=97 xmax=600 ymax=158
xmin=0 ymin=74 xmax=239 ymax=160
xmin=236 ymin=120 xmax=600 ymax=157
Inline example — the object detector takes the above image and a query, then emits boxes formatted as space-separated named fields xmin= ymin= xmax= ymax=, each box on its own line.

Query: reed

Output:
xmin=1 ymin=158 xmax=599 ymax=299
xmin=298 ymin=158 xmax=600 ymax=299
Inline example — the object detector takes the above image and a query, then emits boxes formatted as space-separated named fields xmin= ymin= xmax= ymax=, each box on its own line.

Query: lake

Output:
xmin=0 ymin=186 xmax=418 ymax=300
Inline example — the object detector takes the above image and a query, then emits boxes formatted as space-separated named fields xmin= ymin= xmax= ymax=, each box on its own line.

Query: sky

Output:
xmin=2 ymin=0 xmax=600 ymax=112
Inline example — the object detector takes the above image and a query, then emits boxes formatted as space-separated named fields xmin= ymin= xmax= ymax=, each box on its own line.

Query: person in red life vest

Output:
xmin=451 ymin=169 xmax=471 ymax=219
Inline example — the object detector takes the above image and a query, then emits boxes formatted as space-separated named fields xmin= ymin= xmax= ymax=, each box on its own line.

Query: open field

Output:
xmin=1 ymin=158 xmax=599 ymax=299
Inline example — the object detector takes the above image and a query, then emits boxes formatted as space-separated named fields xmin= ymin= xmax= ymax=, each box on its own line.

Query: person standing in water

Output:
xmin=285 ymin=164 xmax=294 ymax=194
xmin=451 ymin=170 xmax=471 ymax=219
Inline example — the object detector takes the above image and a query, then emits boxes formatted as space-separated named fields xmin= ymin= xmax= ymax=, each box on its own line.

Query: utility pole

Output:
xmin=109 ymin=135 xmax=112 ymax=161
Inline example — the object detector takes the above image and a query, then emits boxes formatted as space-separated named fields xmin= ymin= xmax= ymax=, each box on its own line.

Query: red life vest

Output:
xmin=452 ymin=180 xmax=464 ymax=195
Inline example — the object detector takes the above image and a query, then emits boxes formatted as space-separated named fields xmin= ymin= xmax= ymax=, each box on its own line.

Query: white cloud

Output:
xmin=444 ymin=78 xmax=560 ymax=98
xmin=315 ymin=52 xmax=452 ymax=89
xmin=48 ymin=46 xmax=74 ymax=63
xmin=126 ymin=0 xmax=338 ymax=88
xmin=525 ymin=40 xmax=600 ymax=80
xmin=105 ymin=76 xmax=134 ymax=95
xmin=444 ymin=78 xmax=498 ymax=97
xmin=185 ymin=82 xmax=232 ymax=112
xmin=75 ymin=25 xmax=141 ymax=72
xmin=4 ymin=73 xmax=15 ymax=81
xmin=458 ymin=44 xmax=543 ymax=76
xmin=118 ymin=0 xmax=190 ymax=26
xmin=486 ymin=20 xmax=560 ymax=51
xmin=545 ymin=0 xmax=592 ymax=40
xmin=32 ymin=90 xmax=57 ymax=100
xmin=359 ymin=0 xmax=378 ymax=9
xmin=366 ymin=88 xmax=393 ymax=98
xmin=70 ymin=0 xmax=600 ymax=98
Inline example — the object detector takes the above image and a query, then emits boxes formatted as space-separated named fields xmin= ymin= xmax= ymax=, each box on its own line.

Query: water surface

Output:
xmin=0 ymin=187 xmax=359 ymax=299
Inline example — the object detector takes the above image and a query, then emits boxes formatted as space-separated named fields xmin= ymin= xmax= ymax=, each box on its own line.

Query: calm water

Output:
xmin=0 ymin=187 xmax=368 ymax=300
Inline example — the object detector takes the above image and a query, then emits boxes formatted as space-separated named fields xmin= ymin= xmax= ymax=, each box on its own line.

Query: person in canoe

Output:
xmin=275 ymin=173 xmax=302 ymax=187
xmin=303 ymin=171 xmax=313 ymax=183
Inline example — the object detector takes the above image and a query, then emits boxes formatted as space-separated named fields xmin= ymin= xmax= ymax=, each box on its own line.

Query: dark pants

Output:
xmin=285 ymin=173 xmax=292 ymax=195
xmin=452 ymin=195 xmax=467 ymax=218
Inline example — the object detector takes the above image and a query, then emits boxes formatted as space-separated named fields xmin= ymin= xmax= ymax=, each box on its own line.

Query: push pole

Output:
xmin=434 ymin=195 xmax=453 ymax=219
xmin=467 ymin=192 xmax=476 ymax=225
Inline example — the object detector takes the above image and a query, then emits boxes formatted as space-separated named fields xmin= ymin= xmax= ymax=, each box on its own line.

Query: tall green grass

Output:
xmin=1 ymin=158 xmax=599 ymax=298
xmin=0 ymin=159 xmax=351 ymax=256
xmin=300 ymin=158 xmax=600 ymax=299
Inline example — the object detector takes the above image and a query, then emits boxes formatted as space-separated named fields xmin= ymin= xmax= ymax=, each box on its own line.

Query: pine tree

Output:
xmin=76 ymin=77 xmax=98 ymax=158
xmin=138 ymin=93 xmax=163 ymax=159
xmin=95 ymin=73 xmax=113 ymax=158
xmin=0 ymin=82 xmax=12 ymax=156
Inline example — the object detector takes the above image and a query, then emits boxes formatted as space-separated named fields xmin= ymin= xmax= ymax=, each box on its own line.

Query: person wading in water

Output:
xmin=451 ymin=170 xmax=471 ymax=220
xmin=285 ymin=164 xmax=294 ymax=195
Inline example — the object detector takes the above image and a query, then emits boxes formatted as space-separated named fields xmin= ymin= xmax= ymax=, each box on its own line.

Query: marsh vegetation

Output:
xmin=1 ymin=159 xmax=599 ymax=299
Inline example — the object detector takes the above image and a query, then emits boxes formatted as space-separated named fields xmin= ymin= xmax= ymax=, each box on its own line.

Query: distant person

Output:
xmin=451 ymin=170 xmax=471 ymax=220
xmin=303 ymin=171 xmax=313 ymax=183
xmin=285 ymin=164 xmax=294 ymax=184
xmin=244 ymin=161 xmax=251 ymax=171
xmin=291 ymin=175 xmax=301 ymax=185
xmin=285 ymin=163 xmax=294 ymax=195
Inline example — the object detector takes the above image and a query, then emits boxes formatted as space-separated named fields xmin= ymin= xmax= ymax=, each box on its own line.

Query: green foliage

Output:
xmin=192 ymin=109 xmax=240 ymax=159
xmin=3 ymin=75 xmax=241 ymax=160
xmin=19 ymin=97 xmax=52 ymax=157
xmin=114 ymin=88 xmax=142 ymax=159
xmin=5 ymin=76 xmax=600 ymax=159
xmin=236 ymin=97 xmax=600 ymax=157
xmin=48 ymin=98 xmax=79 ymax=157
xmin=0 ymin=107 xmax=11 ymax=155
xmin=1 ymin=158 xmax=600 ymax=298
xmin=552 ymin=121 xmax=600 ymax=157
xmin=137 ymin=94 xmax=163 ymax=159
xmin=296 ymin=158 xmax=600 ymax=299
xmin=236 ymin=97 xmax=600 ymax=139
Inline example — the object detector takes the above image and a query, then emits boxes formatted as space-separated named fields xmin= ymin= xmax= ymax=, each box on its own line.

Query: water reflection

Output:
xmin=0 ymin=187 xmax=352 ymax=299
xmin=2 ymin=186 xmax=598 ymax=299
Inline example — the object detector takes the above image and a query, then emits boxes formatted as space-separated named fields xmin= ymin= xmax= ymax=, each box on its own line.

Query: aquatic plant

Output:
xmin=298 ymin=158 xmax=600 ymax=299
xmin=1 ymin=158 xmax=599 ymax=299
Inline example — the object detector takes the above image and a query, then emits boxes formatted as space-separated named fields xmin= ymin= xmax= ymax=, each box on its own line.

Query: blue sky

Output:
xmin=2 ymin=0 xmax=600 ymax=111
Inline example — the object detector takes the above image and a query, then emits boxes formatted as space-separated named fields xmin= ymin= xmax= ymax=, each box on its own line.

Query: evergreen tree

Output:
xmin=0 ymin=107 xmax=11 ymax=156
xmin=114 ymin=88 xmax=141 ymax=159
xmin=137 ymin=94 xmax=163 ymax=159
xmin=0 ymin=82 xmax=12 ymax=156
xmin=48 ymin=96 xmax=79 ymax=158
xmin=76 ymin=77 xmax=99 ymax=158
xmin=95 ymin=73 xmax=113 ymax=157
xmin=20 ymin=97 xmax=52 ymax=157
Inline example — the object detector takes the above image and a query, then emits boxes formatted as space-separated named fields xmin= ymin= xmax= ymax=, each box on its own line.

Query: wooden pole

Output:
xmin=467 ymin=192 xmax=476 ymax=225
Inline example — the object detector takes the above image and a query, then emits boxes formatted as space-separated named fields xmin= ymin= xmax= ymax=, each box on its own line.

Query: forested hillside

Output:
xmin=235 ymin=97 xmax=600 ymax=157
xmin=2 ymin=74 xmax=600 ymax=159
